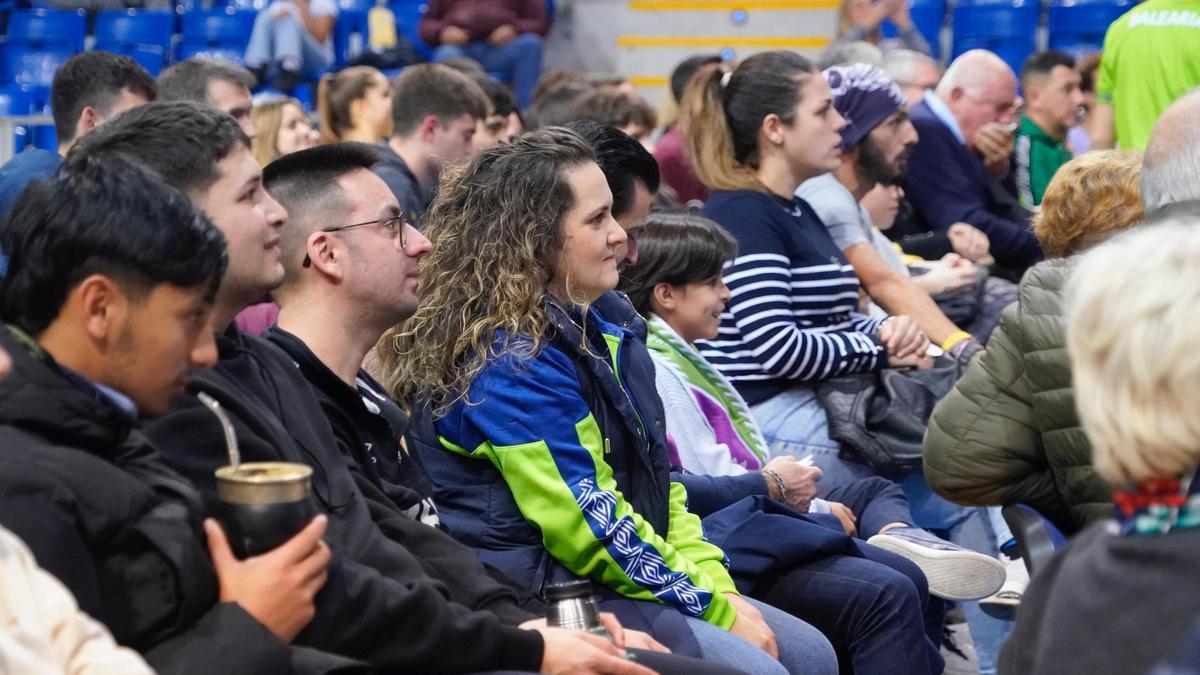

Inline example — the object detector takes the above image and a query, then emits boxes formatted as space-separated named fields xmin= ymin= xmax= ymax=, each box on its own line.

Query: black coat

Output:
xmin=0 ymin=327 xmax=294 ymax=674
xmin=144 ymin=325 xmax=544 ymax=673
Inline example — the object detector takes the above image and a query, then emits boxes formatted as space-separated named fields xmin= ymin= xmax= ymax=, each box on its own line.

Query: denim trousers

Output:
xmin=752 ymin=384 xmax=1014 ymax=673
xmin=683 ymin=596 xmax=838 ymax=675
xmin=244 ymin=11 xmax=332 ymax=77
xmin=432 ymin=33 xmax=543 ymax=108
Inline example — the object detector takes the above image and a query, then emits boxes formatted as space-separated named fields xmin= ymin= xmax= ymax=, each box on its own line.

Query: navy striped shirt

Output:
xmin=698 ymin=190 xmax=887 ymax=405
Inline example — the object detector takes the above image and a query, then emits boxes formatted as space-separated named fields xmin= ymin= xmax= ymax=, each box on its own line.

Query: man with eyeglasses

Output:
xmin=897 ymin=49 xmax=1043 ymax=279
xmin=264 ymin=142 xmax=438 ymax=528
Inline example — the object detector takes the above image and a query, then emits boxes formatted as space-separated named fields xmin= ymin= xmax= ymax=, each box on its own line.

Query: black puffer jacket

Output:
xmin=0 ymin=327 xmax=294 ymax=673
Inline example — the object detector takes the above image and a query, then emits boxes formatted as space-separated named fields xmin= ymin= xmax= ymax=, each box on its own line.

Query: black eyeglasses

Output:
xmin=302 ymin=215 xmax=409 ymax=267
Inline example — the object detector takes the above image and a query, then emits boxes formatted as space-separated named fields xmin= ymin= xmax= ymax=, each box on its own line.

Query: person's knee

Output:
xmin=433 ymin=45 xmax=468 ymax=62
xmin=870 ymin=564 xmax=925 ymax=619
xmin=510 ymin=33 xmax=544 ymax=55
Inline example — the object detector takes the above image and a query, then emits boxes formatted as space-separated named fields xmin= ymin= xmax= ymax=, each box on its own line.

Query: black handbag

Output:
xmin=814 ymin=359 xmax=961 ymax=477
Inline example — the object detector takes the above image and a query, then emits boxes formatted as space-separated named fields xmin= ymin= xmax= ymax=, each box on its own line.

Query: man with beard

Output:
xmin=798 ymin=63 xmax=983 ymax=359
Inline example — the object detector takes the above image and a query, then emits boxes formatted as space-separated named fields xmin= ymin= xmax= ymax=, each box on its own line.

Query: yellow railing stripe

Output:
xmin=630 ymin=0 xmax=838 ymax=10
xmin=617 ymin=34 xmax=830 ymax=48
xmin=629 ymin=76 xmax=670 ymax=88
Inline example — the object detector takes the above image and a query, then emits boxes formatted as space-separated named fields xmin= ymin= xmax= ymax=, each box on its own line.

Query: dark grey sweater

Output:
xmin=1000 ymin=520 xmax=1200 ymax=675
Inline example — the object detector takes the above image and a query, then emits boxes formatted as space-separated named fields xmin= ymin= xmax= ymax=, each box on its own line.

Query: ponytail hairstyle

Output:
xmin=317 ymin=66 xmax=386 ymax=144
xmin=680 ymin=51 xmax=818 ymax=192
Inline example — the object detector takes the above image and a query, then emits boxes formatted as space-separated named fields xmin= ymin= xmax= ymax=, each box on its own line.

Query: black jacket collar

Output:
xmin=0 ymin=325 xmax=134 ymax=455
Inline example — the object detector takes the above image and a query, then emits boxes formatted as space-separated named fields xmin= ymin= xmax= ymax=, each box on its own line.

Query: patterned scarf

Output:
xmin=645 ymin=315 xmax=769 ymax=470
xmin=1113 ymin=468 xmax=1200 ymax=536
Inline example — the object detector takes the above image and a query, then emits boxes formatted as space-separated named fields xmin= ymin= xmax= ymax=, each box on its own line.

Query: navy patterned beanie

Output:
xmin=823 ymin=63 xmax=908 ymax=149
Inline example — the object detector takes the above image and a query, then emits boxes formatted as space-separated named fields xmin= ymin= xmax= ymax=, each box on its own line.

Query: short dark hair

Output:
xmin=0 ymin=153 xmax=227 ymax=336
xmin=670 ymin=55 xmax=722 ymax=104
xmin=65 ymin=101 xmax=249 ymax=196
xmin=390 ymin=64 xmax=490 ymax=137
xmin=1021 ymin=51 xmax=1077 ymax=86
xmin=618 ymin=211 xmax=737 ymax=315
xmin=566 ymin=119 xmax=660 ymax=220
xmin=473 ymin=75 xmax=518 ymax=119
xmin=264 ymin=142 xmax=384 ymax=276
xmin=157 ymin=58 xmax=255 ymax=104
xmin=577 ymin=90 xmax=657 ymax=133
xmin=526 ymin=80 xmax=594 ymax=129
xmin=51 ymin=51 xmax=157 ymax=145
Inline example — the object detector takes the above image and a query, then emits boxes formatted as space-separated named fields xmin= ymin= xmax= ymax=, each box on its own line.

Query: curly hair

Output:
xmin=377 ymin=127 xmax=596 ymax=413
xmin=1033 ymin=149 xmax=1144 ymax=259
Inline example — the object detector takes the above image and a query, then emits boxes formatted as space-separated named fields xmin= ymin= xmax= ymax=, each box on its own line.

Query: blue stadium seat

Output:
xmin=1048 ymin=0 xmax=1133 ymax=57
xmin=332 ymin=0 xmax=373 ymax=66
xmin=178 ymin=8 xmax=256 ymax=64
xmin=952 ymin=0 xmax=1040 ymax=75
xmin=881 ymin=0 xmax=946 ymax=58
xmin=389 ymin=1 xmax=432 ymax=61
xmin=0 ymin=44 xmax=73 ymax=89
xmin=95 ymin=10 xmax=176 ymax=53
xmin=103 ymin=45 xmax=168 ymax=76
xmin=0 ymin=85 xmax=36 ymax=154
xmin=7 ymin=9 xmax=87 ymax=52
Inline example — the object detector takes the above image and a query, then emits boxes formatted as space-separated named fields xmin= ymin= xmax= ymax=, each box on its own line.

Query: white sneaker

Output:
xmin=866 ymin=527 xmax=1006 ymax=601
xmin=980 ymin=552 xmax=1028 ymax=611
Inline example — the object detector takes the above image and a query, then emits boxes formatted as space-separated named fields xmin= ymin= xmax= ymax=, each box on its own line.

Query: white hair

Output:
xmin=1066 ymin=218 xmax=1200 ymax=486
xmin=882 ymin=49 xmax=938 ymax=86
xmin=1141 ymin=89 xmax=1200 ymax=212
xmin=935 ymin=49 xmax=1013 ymax=99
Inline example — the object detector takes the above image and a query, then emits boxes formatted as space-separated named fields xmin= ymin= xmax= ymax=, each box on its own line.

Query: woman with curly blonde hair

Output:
xmin=926 ymin=149 xmax=1145 ymax=537
xmin=382 ymin=127 xmax=836 ymax=675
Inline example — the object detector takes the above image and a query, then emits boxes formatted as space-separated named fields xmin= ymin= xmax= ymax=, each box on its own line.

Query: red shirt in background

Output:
xmin=654 ymin=125 xmax=710 ymax=206
xmin=419 ymin=0 xmax=549 ymax=44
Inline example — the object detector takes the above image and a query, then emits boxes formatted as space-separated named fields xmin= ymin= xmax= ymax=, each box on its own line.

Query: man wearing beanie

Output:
xmin=797 ymin=63 xmax=985 ymax=361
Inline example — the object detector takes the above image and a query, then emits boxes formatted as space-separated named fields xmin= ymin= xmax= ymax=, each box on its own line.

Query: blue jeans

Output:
xmin=432 ymin=33 xmax=543 ymax=108
xmin=244 ymin=10 xmax=332 ymax=78
xmin=684 ymin=597 xmax=837 ymax=675
xmin=752 ymin=385 xmax=1013 ymax=673
xmin=753 ymin=543 xmax=946 ymax=674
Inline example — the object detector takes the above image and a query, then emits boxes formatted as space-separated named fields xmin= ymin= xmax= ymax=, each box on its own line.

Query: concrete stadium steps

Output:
xmin=551 ymin=0 xmax=837 ymax=105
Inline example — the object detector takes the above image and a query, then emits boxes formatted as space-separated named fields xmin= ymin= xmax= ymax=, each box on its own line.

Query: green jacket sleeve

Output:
xmin=924 ymin=305 xmax=1074 ymax=526
xmin=665 ymin=481 xmax=739 ymax=619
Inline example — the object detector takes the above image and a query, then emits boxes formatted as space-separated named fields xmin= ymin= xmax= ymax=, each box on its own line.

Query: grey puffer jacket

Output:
xmin=923 ymin=257 xmax=1111 ymax=535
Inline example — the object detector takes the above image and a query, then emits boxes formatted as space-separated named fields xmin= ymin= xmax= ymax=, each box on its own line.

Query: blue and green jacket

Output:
xmin=408 ymin=293 xmax=740 ymax=628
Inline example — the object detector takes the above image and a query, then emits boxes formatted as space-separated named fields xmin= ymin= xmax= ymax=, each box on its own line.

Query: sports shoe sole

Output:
xmin=866 ymin=533 xmax=1007 ymax=601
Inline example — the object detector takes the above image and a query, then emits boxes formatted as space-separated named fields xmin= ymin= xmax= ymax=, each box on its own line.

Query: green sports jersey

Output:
xmin=1096 ymin=0 xmax=1200 ymax=150
xmin=1014 ymin=114 xmax=1073 ymax=209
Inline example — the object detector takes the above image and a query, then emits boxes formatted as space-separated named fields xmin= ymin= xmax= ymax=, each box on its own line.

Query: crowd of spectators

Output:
xmin=0 ymin=0 xmax=1199 ymax=673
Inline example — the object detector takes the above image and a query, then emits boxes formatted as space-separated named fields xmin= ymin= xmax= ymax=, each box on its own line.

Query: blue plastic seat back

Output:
xmin=94 ymin=43 xmax=168 ymax=76
xmin=180 ymin=8 xmax=256 ymax=48
xmin=0 ymin=85 xmax=34 ymax=116
xmin=388 ymin=1 xmax=432 ymax=60
xmin=7 ymin=9 xmax=87 ymax=52
xmin=881 ymin=0 xmax=946 ymax=58
xmin=953 ymin=0 xmax=1040 ymax=41
xmin=1048 ymin=0 xmax=1133 ymax=53
xmin=95 ymin=10 xmax=176 ymax=52
xmin=0 ymin=44 xmax=73 ymax=89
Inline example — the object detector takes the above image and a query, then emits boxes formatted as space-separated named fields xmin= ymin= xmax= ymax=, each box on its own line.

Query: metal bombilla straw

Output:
xmin=197 ymin=392 xmax=240 ymax=474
